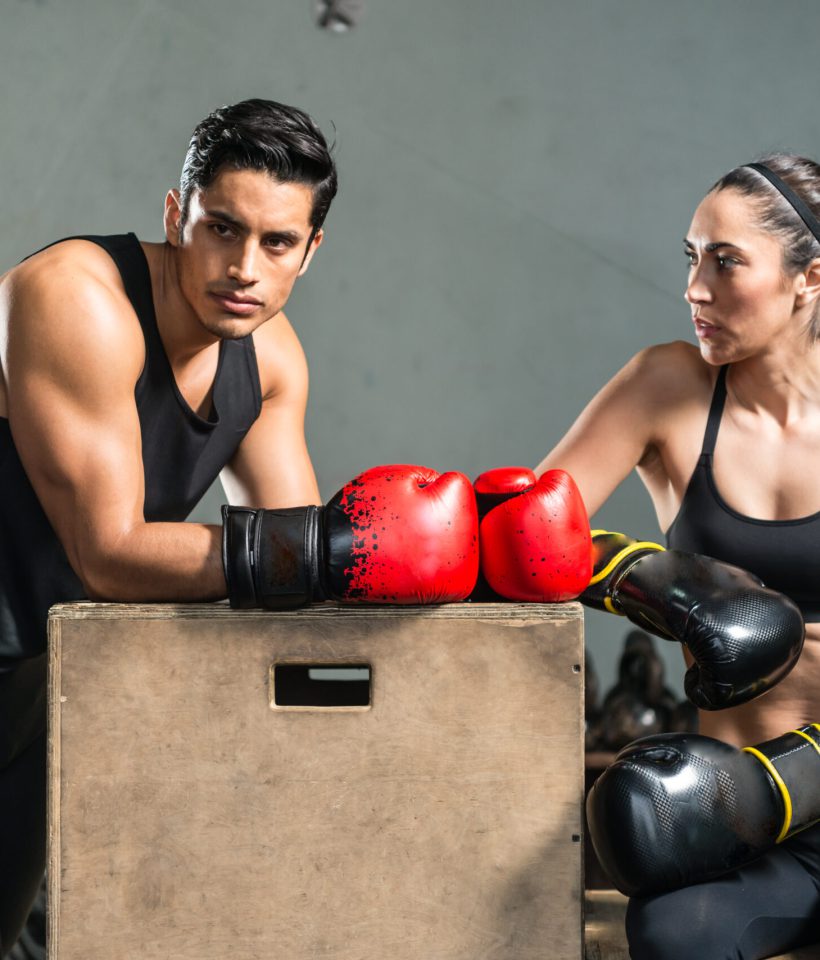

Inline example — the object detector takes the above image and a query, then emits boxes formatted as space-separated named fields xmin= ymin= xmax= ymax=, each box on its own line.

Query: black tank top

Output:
xmin=0 ymin=233 xmax=262 ymax=665
xmin=666 ymin=364 xmax=820 ymax=621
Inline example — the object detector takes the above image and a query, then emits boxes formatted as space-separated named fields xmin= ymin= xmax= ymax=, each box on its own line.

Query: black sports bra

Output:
xmin=666 ymin=365 xmax=820 ymax=622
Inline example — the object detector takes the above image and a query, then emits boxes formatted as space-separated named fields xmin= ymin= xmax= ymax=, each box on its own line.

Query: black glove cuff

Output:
xmin=580 ymin=532 xmax=664 ymax=614
xmin=221 ymin=506 xmax=258 ymax=608
xmin=746 ymin=725 xmax=820 ymax=839
xmin=222 ymin=505 xmax=324 ymax=609
xmin=306 ymin=506 xmax=327 ymax=602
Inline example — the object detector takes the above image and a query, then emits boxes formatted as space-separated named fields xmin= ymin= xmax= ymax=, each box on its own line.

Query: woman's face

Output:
xmin=684 ymin=187 xmax=806 ymax=365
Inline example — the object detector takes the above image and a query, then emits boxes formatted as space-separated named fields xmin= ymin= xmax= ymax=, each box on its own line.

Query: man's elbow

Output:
xmin=74 ymin=559 xmax=127 ymax=601
xmin=69 ymin=531 xmax=141 ymax=601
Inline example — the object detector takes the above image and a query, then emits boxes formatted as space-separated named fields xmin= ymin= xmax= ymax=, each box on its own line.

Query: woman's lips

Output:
xmin=694 ymin=317 xmax=719 ymax=339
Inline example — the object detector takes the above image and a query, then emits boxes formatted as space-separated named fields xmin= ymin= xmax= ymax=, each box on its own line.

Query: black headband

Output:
xmin=745 ymin=162 xmax=820 ymax=246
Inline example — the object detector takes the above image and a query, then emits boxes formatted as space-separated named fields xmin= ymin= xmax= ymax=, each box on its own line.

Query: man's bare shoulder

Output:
xmin=251 ymin=311 xmax=309 ymax=402
xmin=3 ymin=239 xmax=144 ymax=356
xmin=1 ymin=239 xmax=146 ymax=398
xmin=2 ymin=239 xmax=124 ymax=295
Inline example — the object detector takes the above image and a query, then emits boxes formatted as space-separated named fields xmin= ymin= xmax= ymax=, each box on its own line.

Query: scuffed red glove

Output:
xmin=474 ymin=467 xmax=592 ymax=602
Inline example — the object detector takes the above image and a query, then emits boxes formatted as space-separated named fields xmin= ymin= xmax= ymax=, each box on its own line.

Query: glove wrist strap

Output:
xmin=744 ymin=724 xmax=820 ymax=841
xmin=580 ymin=531 xmax=664 ymax=614
xmin=221 ymin=506 xmax=258 ymax=608
xmin=307 ymin=506 xmax=328 ymax=602
xmin=222 ymin=505 xmax=323 ymax=609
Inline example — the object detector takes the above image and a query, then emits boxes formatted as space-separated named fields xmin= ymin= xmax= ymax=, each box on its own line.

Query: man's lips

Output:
xmin=209 ymin=291 xmax=262 ymax=316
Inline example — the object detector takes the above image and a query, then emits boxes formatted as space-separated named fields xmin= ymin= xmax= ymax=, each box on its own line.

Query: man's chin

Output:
xmin=200 ymin=315 xmax=263 ymax=341
xmin=215 ymin=324 xmax=254 ymax=342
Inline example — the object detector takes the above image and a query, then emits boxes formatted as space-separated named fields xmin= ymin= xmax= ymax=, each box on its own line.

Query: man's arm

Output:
xmin=3 ymin=244 xmax=225 ymax=601
xmin=220 ymin=312 xmax=321 ymax=508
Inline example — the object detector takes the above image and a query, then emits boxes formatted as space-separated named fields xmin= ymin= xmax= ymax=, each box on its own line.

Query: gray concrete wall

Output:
xmin=3 ymin=0 xmax=819 ymax=695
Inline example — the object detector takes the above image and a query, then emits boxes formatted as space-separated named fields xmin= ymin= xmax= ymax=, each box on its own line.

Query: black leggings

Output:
xmin=0 ymin=732 xmax=45 ymax=958
xmin=0 ymin=658 xmax=47 ymax=959
xmin=627 ymin=824 xmax=820 ymax=960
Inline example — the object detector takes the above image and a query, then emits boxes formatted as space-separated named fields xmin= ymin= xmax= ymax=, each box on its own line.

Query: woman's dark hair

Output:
xmin=710 ymin=153 xmax=820 ymax=338
xmin=179 ymin=98 xmax=338 ymax=233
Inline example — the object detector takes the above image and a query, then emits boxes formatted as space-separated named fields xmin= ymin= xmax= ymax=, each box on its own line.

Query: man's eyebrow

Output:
xmin=683 ymin=238 xmax=744 ymax=252
xmin=205 ymin=208 xmax=246 ymax=229
xmin=263 ymin=229 xmax=302 ymax=244
xmin=204 ymin=209 xmax=301 ymax=243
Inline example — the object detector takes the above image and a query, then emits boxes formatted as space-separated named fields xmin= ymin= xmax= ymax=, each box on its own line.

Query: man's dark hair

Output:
xmin=179 ymin=98 xmax=338 ymax=233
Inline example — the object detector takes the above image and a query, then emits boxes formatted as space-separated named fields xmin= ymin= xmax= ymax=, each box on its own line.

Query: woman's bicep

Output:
xmin=535 ymin=351 xmax=662 ymax=516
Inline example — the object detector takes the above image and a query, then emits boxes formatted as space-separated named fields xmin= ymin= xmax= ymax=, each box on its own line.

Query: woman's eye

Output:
xmin=716 ymin=256 xmax=737 ymax=270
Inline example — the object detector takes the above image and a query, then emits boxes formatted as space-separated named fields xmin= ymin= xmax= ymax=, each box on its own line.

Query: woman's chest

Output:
xmin=710 ymin=421 xmax=820 ymax=521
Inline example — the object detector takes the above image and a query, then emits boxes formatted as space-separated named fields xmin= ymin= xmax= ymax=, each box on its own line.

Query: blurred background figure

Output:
xmin=585 ymin=629 xmax=698 ymax=756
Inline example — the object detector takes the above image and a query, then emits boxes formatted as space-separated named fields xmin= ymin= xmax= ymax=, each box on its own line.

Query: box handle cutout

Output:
xmin=273 ymin=664 xmax=371 ymax=708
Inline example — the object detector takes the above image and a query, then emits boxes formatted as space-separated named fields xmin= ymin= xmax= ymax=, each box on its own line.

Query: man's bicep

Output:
xmin=12 ymin=371 xmax=147 ymax=570
xmin=7 ymin=272 xmax=147 ymax=581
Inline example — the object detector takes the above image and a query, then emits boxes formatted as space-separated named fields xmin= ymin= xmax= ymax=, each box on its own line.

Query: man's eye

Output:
xmin=211 ymin=223 xmax=234 ymax=237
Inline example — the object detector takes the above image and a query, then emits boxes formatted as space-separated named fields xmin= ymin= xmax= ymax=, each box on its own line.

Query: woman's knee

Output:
xmin=626 ymin=888 xmax=739 ymax=960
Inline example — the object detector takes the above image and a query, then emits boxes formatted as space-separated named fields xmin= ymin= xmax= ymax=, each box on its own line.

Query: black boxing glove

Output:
xmin=586 ymin=724 xmax=820 ymax=897
xmin=222 ymin=464 xmax=479 ymax=609
xmin=580 ymin=531 xmax=804 ymax=710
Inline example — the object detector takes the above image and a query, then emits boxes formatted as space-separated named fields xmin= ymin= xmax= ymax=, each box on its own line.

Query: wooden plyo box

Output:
xmin=48 ymin=602 xmax=584 ymax=960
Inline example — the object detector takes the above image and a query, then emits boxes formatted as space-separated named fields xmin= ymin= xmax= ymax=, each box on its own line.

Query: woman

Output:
xmin=537 ymin=156 xmax=820 ymax=959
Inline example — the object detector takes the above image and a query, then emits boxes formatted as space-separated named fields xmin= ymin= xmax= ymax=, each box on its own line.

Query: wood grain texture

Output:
xmin=49 ymin=602 xmax=584 ymax=959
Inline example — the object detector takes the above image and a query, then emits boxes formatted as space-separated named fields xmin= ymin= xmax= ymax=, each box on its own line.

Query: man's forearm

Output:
xmin=78 ymin=522 xmax=226 ymax=602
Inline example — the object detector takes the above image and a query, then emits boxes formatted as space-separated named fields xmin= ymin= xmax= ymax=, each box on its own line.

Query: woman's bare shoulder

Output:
xmin=627 ymin=340 xmax=716 ymax=409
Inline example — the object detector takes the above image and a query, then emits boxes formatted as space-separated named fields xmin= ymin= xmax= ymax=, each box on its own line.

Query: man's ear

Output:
xmin=298 ymin=228 xmax=324 ymax=277
xmin=164 ymin=189 xmax=183 ymax=246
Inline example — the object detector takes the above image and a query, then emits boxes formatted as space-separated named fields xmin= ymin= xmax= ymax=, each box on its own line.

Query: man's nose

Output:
xmin=227 ymin=240 xmax=259 ymax=285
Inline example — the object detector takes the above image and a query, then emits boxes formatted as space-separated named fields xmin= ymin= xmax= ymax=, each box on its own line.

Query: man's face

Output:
xmin=165 ymin=167 xmax=322 ymax=340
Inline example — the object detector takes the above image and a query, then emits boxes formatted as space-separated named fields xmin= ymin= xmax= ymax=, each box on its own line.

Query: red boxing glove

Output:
xmin=223 ymin=464 xmax=479 ymax=607
xmin=470 ymin=466 xmax=537 ymax=601
xmin=475 ymin=467 xmax=592 ymax=602
xmin=326 ymin=464 xmax=479 ymax=603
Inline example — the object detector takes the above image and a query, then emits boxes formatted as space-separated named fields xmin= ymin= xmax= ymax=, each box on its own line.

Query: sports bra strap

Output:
xmin=701 ymin=365 xmax=729 ymax=457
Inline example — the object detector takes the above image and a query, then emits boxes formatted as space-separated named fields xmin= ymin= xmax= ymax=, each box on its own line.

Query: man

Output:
xmin=0 ymin=96 xmax=487 ymax=958
xmin=0 ymin=97 xmax=338 ymax=956
xmin=2 ymin=99 xmax=333 ymax=611
xmin=1 ymin=89 xmax=494 ymax=956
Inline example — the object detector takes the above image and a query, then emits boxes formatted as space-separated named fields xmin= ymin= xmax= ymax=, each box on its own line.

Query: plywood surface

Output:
xmin=49 ymin=602 xmax=583 ymax=959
